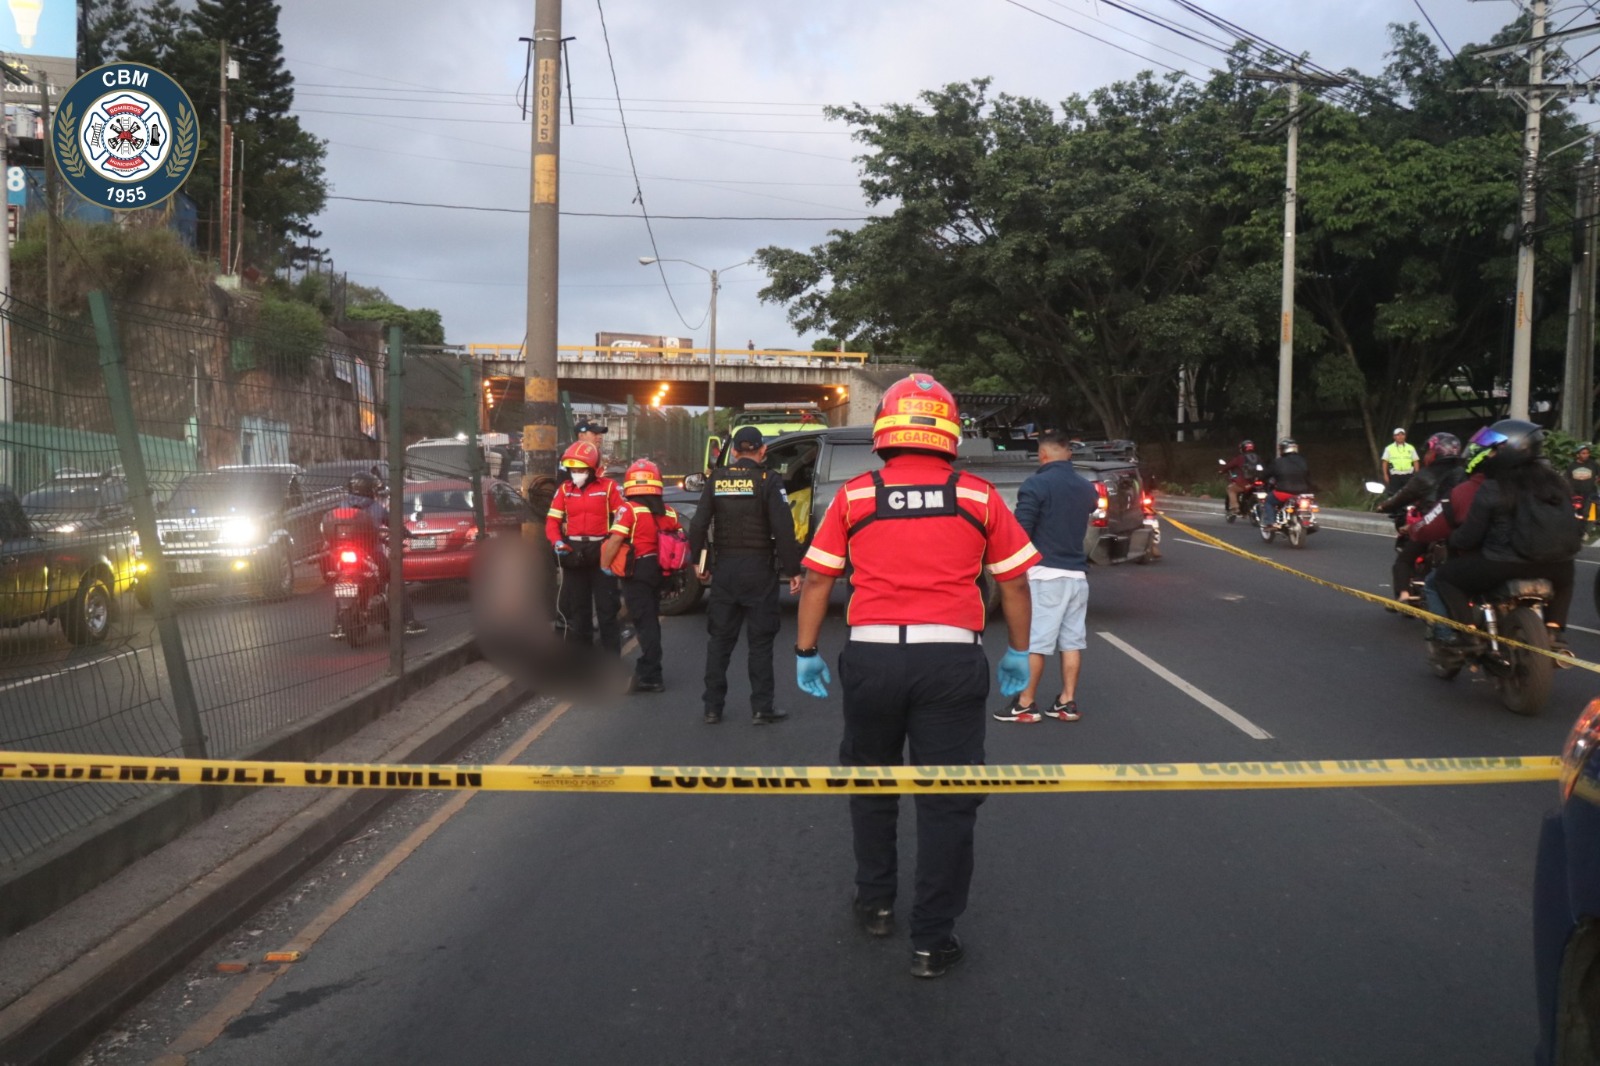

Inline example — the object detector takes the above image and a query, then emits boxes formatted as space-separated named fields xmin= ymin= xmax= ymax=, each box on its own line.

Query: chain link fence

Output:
xmin=0 ymin=291 xmax=502 ymax=872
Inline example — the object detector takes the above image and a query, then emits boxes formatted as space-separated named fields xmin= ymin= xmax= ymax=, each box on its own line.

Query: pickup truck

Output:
xmin=660 ymin=425 xmax=1159 ymax=614
xmin=0 ymin=486 xmax=139 ymax=645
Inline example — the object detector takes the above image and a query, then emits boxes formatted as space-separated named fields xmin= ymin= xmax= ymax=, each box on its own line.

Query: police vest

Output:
xmin=710 ymin=465 xmax=777 ymax=552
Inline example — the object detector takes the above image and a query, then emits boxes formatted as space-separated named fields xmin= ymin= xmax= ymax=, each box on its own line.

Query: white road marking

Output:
xmin=0 ymin=649 xmax=140 ymax=694
xmin=1567 ymin=624 xmax=1600 ymax=636
xmin=1175 ymin=537 xmax=1222 ymax=550
xmin=1098 ymin=631 xmax=1273 ymax=740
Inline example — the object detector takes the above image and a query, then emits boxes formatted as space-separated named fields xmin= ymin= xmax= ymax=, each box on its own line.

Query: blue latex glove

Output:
xmin=553 ymin=540 xmax=573 ymax=556
xmin=997 ymin=647 xmax=1030 ymax=698
xmin=797 ymin=655 xmax=832 ymax=699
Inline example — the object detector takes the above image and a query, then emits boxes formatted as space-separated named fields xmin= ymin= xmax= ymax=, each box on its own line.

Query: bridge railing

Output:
xmin=463 ymin=344 xmax=869 ymax=368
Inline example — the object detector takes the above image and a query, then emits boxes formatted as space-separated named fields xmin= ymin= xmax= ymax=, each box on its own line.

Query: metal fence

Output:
xmin=0 ymin=291 xmax=497 ymax=868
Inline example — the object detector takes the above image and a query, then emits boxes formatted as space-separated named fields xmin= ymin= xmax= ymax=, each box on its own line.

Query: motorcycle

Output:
xmin=1253 ymin=489 xmax=1318 ymax=548
xmin=1427 ymin=577 xmax=1556 ymax=716
xmin=1366 ymin=481 xmax=1428 ymax=605
xmin=1218 ymin=458 xmax=1266 ymax=525
xmin=331 ymin=540 xmax=391 ymax=648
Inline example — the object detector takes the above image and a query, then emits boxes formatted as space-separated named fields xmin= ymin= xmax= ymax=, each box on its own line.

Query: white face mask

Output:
xmin=570 ymin=470 xmax=590 ymax=487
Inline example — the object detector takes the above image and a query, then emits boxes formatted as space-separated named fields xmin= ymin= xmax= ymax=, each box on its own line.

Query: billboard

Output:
xmin=1 ymin=49 xmax=75 ymax=113
xmin=594 ymin=332 xmax=693 ymax=356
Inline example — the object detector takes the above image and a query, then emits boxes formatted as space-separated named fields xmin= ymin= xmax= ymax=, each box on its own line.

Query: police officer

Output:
xmin=688 ymin=425 xmax=803 ymax=725
xmin=793 ymin=373 xmax=1038 ymax=979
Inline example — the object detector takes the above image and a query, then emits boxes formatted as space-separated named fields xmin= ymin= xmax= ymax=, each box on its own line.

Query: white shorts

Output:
xmin=1028 ymin=575 xmax=1088 ymax=655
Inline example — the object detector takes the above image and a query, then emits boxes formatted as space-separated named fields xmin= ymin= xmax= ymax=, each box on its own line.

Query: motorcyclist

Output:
xmin=1568 ymin=442 xmax=1599 ymax=520
xmin=1432 ymin=421 xmax=1577 ymax=652
xmin=326 ymin=472 xmax=425 ymax=639
xmin=1376 ymin=432 xmax=1467 ymax=602
xmin=1412 ymin=440 xmax=1490 ymax=643
xmin=1223 ymin=440 xmax=1265 ymax=518
xmin=1259 ymin=439 xmax=1311 ymax=527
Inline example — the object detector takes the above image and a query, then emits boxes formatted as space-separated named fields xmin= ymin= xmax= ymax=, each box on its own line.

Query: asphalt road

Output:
xmin=0 ymin=564 xmax=476 ymax=864
xmin=73 ymin=513 xmax=1598 ymax=1065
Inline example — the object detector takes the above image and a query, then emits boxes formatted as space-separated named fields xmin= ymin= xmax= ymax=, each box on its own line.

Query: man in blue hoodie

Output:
xmin=993 ymin=429 xmax=1100 ymax=723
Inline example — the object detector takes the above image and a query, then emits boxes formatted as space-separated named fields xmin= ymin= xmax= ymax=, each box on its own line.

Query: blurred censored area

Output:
xmin=0 ymin=290 xmax=520 ymax=868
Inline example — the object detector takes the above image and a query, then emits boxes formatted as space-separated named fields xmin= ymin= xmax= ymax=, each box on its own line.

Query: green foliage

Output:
xmin=11 ymin=219 xmax=199 ymax=305
xmin=1543 ymin=429 xmax=1585 ymax=473
xmin=344 ymin=303 xmax=445 ymax=347
xmin=250 ymin=296 xmax=326 ymax=377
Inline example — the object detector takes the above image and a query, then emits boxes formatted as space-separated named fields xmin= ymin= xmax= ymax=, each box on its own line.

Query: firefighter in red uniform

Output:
xmin=545 ymin=441 xmax=624 ymax=650
xmin=601 ymin=459 xmax=681 ymax=693
xmin=794 ymin=373 xmax=1038 ymax=979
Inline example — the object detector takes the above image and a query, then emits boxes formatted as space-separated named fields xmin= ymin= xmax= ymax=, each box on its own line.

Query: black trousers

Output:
xmin=1392 ymin=537 xmax=1423 ymax=599
xmin=838 ymin=641 xmax=989 ymax=950
xmin=702 ymin=553 xmax=781 ymax=716
xmin=1434 ymin=556 xmax=1575 ymax=628
xmin=622 ymin=557 xmax=663 ymax=685
xmin=558 ymin=559 xmax=621 ymax=651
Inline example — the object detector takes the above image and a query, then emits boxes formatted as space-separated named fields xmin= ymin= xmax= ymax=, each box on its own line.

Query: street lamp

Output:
xmin=638 ymin=255 xmax=750 ymax=436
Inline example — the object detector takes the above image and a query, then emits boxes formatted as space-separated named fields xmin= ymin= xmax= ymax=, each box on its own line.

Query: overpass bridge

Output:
xmin=460 ymin=344 xmax=914 ymax=427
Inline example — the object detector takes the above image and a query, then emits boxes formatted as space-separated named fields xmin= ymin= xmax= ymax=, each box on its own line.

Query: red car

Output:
xmin=401 ymin=479 xmax=527 ymax=582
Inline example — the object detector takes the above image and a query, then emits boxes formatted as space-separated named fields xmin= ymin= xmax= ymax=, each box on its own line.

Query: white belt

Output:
xmin=849 ymin=624 xmax=980 ymax=645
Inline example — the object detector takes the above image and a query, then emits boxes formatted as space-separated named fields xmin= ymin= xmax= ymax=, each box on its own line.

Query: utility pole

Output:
xmin=707 ymin=267 xmax=720 ymax=433
xmin=1564 ymin=142 xmax=1599 ymax=440
xmin=1240 ymin=66 xmax=1348 ymax=446
xmin=39 ymin=70 xmax=57 ymax=421
xmin=522 ymin=0 xmax=564 ymax=504
xmin=1461 ymin=4 xmax=1600 ymax=420
xmin=218 ymin=40 xmax=230 ymax=275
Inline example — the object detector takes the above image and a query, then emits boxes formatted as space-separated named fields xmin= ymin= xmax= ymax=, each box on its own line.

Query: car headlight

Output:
xmin=217 ymin=518 xmax=260 ymax=545
xmin=1560 ymin=698 xmax=1600 ymax=800
xmin=52 ymin=522 xmax=79 ymax=533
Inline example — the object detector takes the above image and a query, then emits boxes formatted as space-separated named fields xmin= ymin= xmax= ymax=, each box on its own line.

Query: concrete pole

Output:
xmin=522 ymin=0 xmax=564 ymax=500
xmin=218 ymin=40 xmax=230 ymax=274
xmin=0 ymin=64 xmax=10 ymax=490
xmin=707 ymin=268 xmax=718 ymax=436
xmin=1564 ymin=156 xmax=1594 ymax=437
xmin=1276 ymin=78 xmax=1300 ymax=446
xmin=1511 ymin=0 xmax=1547 ymax=421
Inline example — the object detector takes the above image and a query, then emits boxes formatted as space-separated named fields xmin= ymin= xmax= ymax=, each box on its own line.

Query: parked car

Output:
xmin=400 ymin=478 xmax=527 ymax=583
xmin=143 ymin=466 xmax=334 ymax=604
xmin=658 ymin=486 xmax=706 ymax=616
xmin=1536 ymin=696 xmax=1600 ymax=1063
xmin=19 ymin=469 xmax=132 ymax=534
xmin=0 ymin=486 xmax=138 ymax=645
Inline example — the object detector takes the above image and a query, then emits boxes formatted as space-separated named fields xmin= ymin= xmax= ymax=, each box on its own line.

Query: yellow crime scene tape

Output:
xmin=0 ymin=751 xmax=1560 ymax=793
xmin=1160 ymin=512 xmax=1600 ymax=677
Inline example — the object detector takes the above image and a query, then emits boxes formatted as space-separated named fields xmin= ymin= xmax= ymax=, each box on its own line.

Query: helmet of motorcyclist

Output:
xmin=1279 ymin=438 xmax=1298 ymax=454
xmin=1469 ymin=419 xmax=1544 ymax=474
xmin=872 ymin=373 xmax=961 ymax=457
xmin=1240 ymin=440 xmax=1256 ymax=454
xmin=347 ymin=472 xmax=380 ymax=499
xmin=1424 ymin=432 xmax=1462 ymax=463
xmin=622 ymin=458 xmax=663 ymax=497
xmin=560 ymin=440 xmax=601 ymax=471
xmin=1579 ymin=442 xmax=1594 ymax=456
xmin=1464 ymin=441 xmax=1490 ymax=474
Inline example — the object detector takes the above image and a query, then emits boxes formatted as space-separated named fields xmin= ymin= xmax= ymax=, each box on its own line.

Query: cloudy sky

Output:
xmin=276 ymin=0 xmax=1525 ymax=351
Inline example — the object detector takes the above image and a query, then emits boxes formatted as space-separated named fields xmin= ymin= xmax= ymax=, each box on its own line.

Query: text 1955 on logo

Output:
xmin=51 ymin=63 xmax=198 ymax=210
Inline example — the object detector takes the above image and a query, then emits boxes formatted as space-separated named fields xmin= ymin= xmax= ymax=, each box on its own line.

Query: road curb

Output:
xmin=1155 ymin=494 xmax=1396 ymax=536
xmin=0 ymin=661 xmax=529 ymax=1066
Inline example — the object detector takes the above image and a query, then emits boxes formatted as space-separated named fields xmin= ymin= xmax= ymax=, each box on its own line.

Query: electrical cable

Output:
xmin=326 ymin=194 xmax=871 ymax=220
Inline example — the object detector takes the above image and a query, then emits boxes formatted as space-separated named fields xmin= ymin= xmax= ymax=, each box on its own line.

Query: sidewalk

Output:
xmin=0 ymin=660 xmax=527 ymax=1066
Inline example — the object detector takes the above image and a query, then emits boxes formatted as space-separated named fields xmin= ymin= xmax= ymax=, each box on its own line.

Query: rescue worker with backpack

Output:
xmin=792 ymin=372 xmax=1039 ymax=979
xmin=1431 ymin=420 xmax=1582 ymax=652
xmin=546 ymin=441 xmax=624 ymax=651
xmin=601 ymin=459 xmax=687 ymax=694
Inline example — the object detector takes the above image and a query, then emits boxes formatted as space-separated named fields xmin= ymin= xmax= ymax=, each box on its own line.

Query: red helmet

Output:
xmin=872 ymin=373 xmax=961 ymax=457
xmin=622 ymin=458 xmax=663 ymax=496
xmin=561 ymin=441 xmax=601 ymax=470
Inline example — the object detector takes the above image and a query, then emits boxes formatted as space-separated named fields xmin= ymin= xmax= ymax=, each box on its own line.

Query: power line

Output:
xmin=999 ymin=0 xmax=1193 ymax=77
xmin=326 ymin=194 xmax=871 ymax=220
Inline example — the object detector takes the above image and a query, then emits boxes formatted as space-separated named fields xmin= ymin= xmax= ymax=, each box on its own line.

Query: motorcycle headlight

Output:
xmin=1561 ymin=698 xmax=1600 ymax=800
xmin=217 ymin=518 xmax=260 ymax=545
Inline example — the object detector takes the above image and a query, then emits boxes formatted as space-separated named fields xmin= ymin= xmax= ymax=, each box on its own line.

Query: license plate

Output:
xmin=410 ymin=537 xmax=437 ymax=551
xmin=334 ymin=584 xmax=358 ymax=598
xmin=176 ymin=559 xmax=202 ymax=574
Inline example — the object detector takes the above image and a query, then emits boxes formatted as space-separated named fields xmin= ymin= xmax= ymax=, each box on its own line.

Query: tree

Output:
xmin=758 ymin=76 xmax=1276 ymax=438
xmin=345 ymin=303 xmax=446 ymax=347
xmin=78 ymin=0 xmax=139 ymax=71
